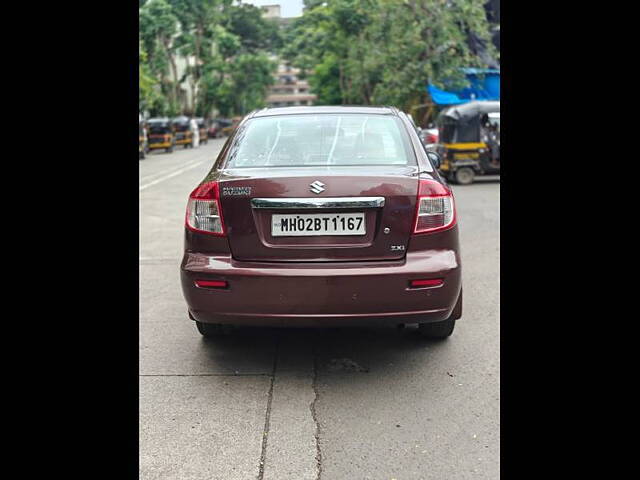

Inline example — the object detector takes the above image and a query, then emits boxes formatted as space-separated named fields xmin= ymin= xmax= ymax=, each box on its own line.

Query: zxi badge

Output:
xmin=309 ymin=181 xmax=325 ymax=194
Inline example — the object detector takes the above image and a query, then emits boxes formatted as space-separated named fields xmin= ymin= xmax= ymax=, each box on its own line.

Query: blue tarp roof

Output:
xmin=428 ymin=68 xmax=500 ymax=106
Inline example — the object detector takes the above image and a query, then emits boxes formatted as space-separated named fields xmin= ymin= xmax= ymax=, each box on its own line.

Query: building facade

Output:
xmin=258 ymin=4 xmax=317 ymax=108
xmin=266 ymin=63 xmax=317 ymax=107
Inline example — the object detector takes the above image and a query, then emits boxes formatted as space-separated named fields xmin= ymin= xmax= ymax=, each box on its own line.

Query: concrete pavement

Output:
xmin=139 ymin=141 xmax=500 ymax=479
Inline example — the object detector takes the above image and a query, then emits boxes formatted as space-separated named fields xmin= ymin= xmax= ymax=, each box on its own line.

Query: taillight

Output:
xmin=413 ymin=179 xmax=456 ymax=234
xmin=186 ymin=181 xmax=225 ymax=235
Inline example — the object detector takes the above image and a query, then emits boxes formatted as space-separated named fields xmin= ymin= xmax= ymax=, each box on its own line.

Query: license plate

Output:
xmin=272 ymin=213 xmax=366 ymax=237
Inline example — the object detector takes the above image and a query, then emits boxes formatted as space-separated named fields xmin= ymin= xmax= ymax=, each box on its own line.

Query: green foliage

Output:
xmin=138 ymin=0 xmax=496 ymax=121
xmin=228 ymin=4 xmax=283 ymax=53
xmin=282 ymin=0 xmax=496 ymax=116
xmin=139 ymin=0 xmax=279 ymax=118
xmin=228 ymin=53 xmax=276 ymax=115
xmin=139 ymin=42 xmax=159 ymax=114
xmin=308 ymin=53 xmax=342 ymax=105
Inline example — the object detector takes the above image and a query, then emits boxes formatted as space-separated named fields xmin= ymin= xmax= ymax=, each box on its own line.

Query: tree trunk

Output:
xmin=339 ymin=64 xmax=345 ymax=104
xmin=192 ymin=24 xmax=204 ymax=114
xmin=163 ymin=35 xmax=180 ymax=113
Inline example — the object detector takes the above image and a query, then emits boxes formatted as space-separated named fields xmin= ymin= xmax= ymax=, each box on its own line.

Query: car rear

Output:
xmin=180 ymin=107 xmax=461 ymax=335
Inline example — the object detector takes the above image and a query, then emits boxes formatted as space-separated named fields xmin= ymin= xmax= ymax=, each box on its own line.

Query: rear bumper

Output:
xmin=180 ymin=250 xmax=461 ymax=327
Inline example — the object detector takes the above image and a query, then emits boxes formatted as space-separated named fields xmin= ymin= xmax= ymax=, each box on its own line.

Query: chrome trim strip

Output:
xmin=251 ymin=196 xmax=385 ymax=209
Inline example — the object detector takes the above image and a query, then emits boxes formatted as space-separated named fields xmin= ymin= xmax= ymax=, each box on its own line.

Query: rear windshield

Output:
xmin=224 ymin=114 xmax=416 ymax=168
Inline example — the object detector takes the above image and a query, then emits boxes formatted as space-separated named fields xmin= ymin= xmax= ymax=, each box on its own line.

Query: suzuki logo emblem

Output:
xmin=309 ymin=181 xmax=325 ymax=194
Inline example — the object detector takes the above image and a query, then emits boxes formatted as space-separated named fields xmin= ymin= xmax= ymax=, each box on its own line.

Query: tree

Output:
xmin=139 ymin=0 xmax=280 ymax=118
xmin=227 ymin=4 xmax=283 ymax=53
xmin=139 ymin=41 xmax=162 ymax=115
xmin=167 ymin=0 xmax=232 ymax=114
xmin=282 ymin=0 xmax=496 ymax=117
xmin=228 ymin=53 xmax=276 ymax=115
xmin=139 ymin=0 xmax=180 ymax=115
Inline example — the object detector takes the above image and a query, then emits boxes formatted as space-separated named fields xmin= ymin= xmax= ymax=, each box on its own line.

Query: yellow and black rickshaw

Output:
xmin=147 ymin=118 xmax=175 ymax=153
xmin=139 ymin=121 xmax=149 ymax=159
xmin=196 ymin=118 xmax=208 ymax=145
xmin=435 ymin=101 xmax=500 ymax=185
xmin=172 ymin=116 xmax=194 ymax=148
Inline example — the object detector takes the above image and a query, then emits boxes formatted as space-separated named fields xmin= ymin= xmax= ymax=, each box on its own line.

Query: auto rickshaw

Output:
xmin=196 ymin=118 xmax=208 ymax=145
xmin=172 ymin=116 xmax=194 ymax=148
xmin=147 ymin=118 xmax=175 ymax=153
xmin=221 ymin=116 xmax=241 ymax=136
xmin=435 ymin=101 xmax=500 ymax=185
xmin=139 ymin=121 xmax=149 ymax=159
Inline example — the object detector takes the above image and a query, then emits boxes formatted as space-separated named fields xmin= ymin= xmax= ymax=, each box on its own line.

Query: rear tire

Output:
xmin=455 ymin=167 xmax=475 ymax=185
xmin=166 ymin=146 xmax=173 ymax=153
xmin=419 ymin=289 xmax=462 ymax=339
xmin=196 ymin=321 xmax=227 ymax=338
xmin=418 ymin=317 xmax=455 ymax=339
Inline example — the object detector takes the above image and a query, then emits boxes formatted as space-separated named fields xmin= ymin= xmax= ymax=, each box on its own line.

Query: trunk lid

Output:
xmin=218 ymin=165 xmax=419 ymax=262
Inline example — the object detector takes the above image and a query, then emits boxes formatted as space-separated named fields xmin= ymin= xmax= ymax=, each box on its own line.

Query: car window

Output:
xmin=225 ymin=114 xmax=416 ymax=168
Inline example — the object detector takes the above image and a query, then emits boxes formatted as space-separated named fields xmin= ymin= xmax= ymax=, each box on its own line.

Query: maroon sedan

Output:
xmin=181 ymin=106 xmax=462 ymax=339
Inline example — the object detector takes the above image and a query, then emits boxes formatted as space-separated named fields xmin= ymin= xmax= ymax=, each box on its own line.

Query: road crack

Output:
xmin=310 ymin=341 xmax=323 ymax=480
xmin=139 ymin=373 xmax=272 ymax=377
xmin=257 ymin=337 xmax=279 ymax=480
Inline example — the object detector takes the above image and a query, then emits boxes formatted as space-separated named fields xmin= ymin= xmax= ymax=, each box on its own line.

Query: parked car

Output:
xmin=207 ymin=118 xmax=231 ymax=138
xmin=423 ymin=127 xmax=439 ymax=148
xmin=180 ymin=106 xmax=462 ymax=340
xmin=221 ymin=116 xmax=241 ymax=136
xmin=207 ymin=120 xmax=221 ymax=139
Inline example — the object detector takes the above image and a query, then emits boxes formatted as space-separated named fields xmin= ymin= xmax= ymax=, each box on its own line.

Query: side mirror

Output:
xmin=426 ymin=151 xmax=441 ymax=169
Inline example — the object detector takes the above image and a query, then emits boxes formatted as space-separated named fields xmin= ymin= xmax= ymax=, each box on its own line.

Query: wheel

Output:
xmin=184 ymin=144 xmax=189 ymax=149
xmin=419 ymin=289 xmax=462 ymax=339
xmin=166 ymin=146 xmax=173 ymax=153
xmin=419 ymin=317 xmax=455 ymax=339
xmin=454 ymin=167 xmax=475 ymax=185
xmin=195 ymin=320 xmax=227 ymax=337
xmin=139 ymin=151 xmax=145 ymax=160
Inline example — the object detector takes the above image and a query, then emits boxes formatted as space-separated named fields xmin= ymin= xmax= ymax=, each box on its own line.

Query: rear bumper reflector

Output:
xmin=195 ymin=280 xmax=228 ymax=289
xmin=409 ymin=278 xmax=444 ymax=288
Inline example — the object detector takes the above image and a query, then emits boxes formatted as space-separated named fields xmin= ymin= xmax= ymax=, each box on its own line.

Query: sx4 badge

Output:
xmin=222 ymin=186 xmax=252 ymax=196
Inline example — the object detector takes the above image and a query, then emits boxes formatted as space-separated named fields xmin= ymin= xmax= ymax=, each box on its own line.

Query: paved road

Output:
xmin=140 ymin=141 xmax=500 ymax=479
